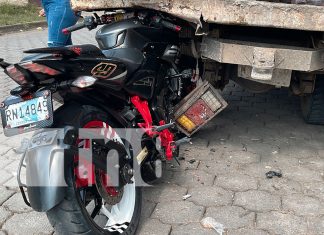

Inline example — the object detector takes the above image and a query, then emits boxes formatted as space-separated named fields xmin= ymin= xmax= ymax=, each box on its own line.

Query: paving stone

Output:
xmin=238 ymin=162 xmax=281 ymax=179
xmin=4 ymin=160 xmax=20 ymax=176
xmin=261 ymin=135 xmax=291 ymax=148
xmin=258 ymin=178 xmax=302 ymax=195
xmin=302 ymin=181 xmax=324 ymax=200
xmin=257 ymin=211 xmax=308 ymax=235
xmin=307 ymin=216 xmax=324 ymax=235
xmin=187 ymin=186 xmax=233 ymax=207
xmin=209 ymin=141 xmax=247 ymax=153
xmin=198 ymin=160 xmax=240 ymax=176
xmin=151 ymin=201 xmax=204 ymax=224
xmin=227 ymin=228 xmax=270 ymax=235
xmin=0 ymin=207 xmax=12 ymax=226
xmin=154 ymin=169 xmax=175 ymax=185
xmin=300 ymin=157 xmax=324 ymax=172
xmin=215 ymin=174 xmax=258 ymax=191
xmin=171 ymin=223 xmax=216 ymax=235
xmin=136 ymin=219 xmax=171 ymax=235
xmin=0 ymin=187 xmax=14 ymax=205
xmin=2 ymin=149 xmax=20 ymax=162
xmin=165 ymin=158 xmax=199 ymax=171
xmin=143 ymin=185 xmax=188 ymax=203
xmin=0 ymin=170 xmax=12 ymax=185
xmin=141 ymin=199 xmax=156 ymax=219
xmin=0 ymin=157 xmax=14 ymax=169
xmin=259 ymin=151 xmax=300 ymax=167
xmin=171 ymin=170 xmax=215 ymax=187
xmin=243 ymin=142 xmax=280 ymax=157
xmin=280 ymin=146 xmax=319 ymax=159
xmin=2 ymin=177 xmax=20 ymax=192
xmin=283 ymin=166 xmax=323 ymax=182
xmin=182 ymin=145 xmax=223 ymax=161
xmin=234 ymin=190 xmax=281 ymax=212
xmin=0 ymin=230 xmax=6 ymax=235
xmin=2 ymin=193 xmax=32 ymax=213
xmin=319 ymin=149 xmax=324 ymax=159
xmin=0 ymin=146 xmax=13 ymax=156
xmin=205 ymin=206 xmax=255 ymax=230
xmin=2 ymin=211 xmax=53 ymax=235
xmin=246 ymin=127 xmax=280 ymax=140
xmin=4 ymin=134 xmax=32 ymax=151
xmin=282 ymin=194 xmax=324 ymax=216
xmin=221 ymin=150 xmax=260 ymax=164
xmin=186 ymin=136 xmax=209 ymax=148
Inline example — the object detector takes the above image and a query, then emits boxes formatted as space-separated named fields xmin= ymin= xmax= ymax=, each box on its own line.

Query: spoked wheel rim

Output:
xmin=73 ymin=120 xmax=137 ymax=234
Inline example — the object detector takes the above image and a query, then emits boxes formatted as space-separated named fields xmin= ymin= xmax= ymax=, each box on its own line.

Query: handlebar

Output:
xmin=160 ymin=19 xmax=182 ymax=32
xmin=152 ymin=16 xmax=182 ymax=32
xmin=62 ymin=16 xmax=97 ymax=34
xmin=62 ymin=22 xmax=86 ymax=34
xmin=62 ymin=13 xmax=182 ymax=35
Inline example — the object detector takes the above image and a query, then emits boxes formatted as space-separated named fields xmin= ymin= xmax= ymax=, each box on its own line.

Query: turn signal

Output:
xmin=177 ymin=114 xmax=196 ymax=133
xmin=72 ymin=76 xmax=97 ymax=88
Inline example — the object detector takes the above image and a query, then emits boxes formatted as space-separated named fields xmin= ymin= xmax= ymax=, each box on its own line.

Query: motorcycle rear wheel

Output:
xmin=46 ymin=104 xmax=142 ymax=235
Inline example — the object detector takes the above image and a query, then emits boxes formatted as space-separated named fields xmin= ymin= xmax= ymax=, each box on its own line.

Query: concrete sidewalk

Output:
xmin=0 ymin=28 xmax=323 ymax=235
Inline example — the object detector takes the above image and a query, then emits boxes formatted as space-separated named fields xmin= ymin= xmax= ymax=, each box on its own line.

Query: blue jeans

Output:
xmin=41 ymin=0 xmax=78 ymax=47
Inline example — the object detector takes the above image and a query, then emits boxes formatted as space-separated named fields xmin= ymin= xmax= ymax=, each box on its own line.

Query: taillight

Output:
xmin=5 ymin=65 xmax=27 ymax=85
xmin=174 ymin=82 xmax=228 ymax=136
xmin=20 ymin=62 xmax=60 ymax=76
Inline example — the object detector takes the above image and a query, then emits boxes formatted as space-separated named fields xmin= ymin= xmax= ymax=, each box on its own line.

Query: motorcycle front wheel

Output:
xmin=46 ymin=104 xmax=142 ymax=235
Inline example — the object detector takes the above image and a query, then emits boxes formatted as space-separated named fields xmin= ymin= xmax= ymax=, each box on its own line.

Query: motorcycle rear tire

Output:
xmin=46 ymin=104 xmax=142 ymax=235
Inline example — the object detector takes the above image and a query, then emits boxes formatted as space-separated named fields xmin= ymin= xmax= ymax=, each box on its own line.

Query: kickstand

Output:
xmin=174 ymin=156 xmax=181 ymax=165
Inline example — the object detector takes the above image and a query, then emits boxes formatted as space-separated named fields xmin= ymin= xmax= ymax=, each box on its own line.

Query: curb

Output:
xmin=0 ymin=21 xmax=47 ymax=35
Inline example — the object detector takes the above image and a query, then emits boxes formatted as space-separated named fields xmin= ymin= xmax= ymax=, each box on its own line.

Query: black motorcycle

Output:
xmin=0 ymin=11 xmax=226 ymax=234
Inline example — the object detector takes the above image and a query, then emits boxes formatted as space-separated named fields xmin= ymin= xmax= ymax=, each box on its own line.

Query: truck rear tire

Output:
xmin=301 ymin=77 xmax=324 ymax=125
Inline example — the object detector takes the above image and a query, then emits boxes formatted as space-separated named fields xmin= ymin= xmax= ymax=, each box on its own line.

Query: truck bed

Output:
xmin=71 ymin=0 xmax=324 ymax=32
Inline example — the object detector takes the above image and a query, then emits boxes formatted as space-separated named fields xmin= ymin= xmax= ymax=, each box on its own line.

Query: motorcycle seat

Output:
xmin=24 ymin=44 xmax=105 ymax=58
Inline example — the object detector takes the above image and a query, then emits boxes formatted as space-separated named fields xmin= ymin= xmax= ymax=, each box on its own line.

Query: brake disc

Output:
xmin=95 ymin=169 xmax=124 ymax=205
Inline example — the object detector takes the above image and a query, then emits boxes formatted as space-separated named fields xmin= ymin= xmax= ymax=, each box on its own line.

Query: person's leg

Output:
xmin=46 ymin=1 xmax=78 ymax=47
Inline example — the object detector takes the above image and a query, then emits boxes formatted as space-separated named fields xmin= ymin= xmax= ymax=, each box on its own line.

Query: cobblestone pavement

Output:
xmin=0 ymin=29 xmax=323 ymax=235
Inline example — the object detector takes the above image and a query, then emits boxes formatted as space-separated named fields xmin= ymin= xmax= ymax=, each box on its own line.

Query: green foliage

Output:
xmin=0 ymin=3 xmax=44 ymax=26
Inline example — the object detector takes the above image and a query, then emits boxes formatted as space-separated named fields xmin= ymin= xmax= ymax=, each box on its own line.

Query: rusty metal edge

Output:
xmin=71 ymin=0 xmax=324 ymax=32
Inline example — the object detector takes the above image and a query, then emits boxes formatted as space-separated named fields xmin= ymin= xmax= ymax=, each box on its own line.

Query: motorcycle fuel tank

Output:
xmin=96 ymin=18 xmax=178 ymax=51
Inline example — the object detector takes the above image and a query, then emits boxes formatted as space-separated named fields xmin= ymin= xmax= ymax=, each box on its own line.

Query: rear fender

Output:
xmin=25 ymin=127 xmax=72 ymax=212
xmin=25 ymin=102 xmax=128 ymax=212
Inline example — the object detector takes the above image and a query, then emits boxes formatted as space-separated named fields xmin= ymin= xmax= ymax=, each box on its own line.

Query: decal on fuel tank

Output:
xmin=91 ymin=62 xmax=117 ymax=79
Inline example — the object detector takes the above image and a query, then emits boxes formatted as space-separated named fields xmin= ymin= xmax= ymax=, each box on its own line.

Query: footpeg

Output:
xmin=174 ymin=137 xmax=192 ymax=146
xmin=153 ymin=122 xmax=175 ymax=132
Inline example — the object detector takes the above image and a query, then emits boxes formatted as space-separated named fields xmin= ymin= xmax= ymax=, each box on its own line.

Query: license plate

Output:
xmin=1 ymin=91 xmax=53 ymax=136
